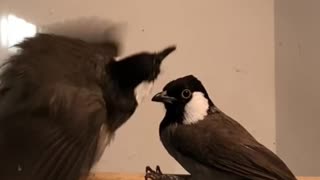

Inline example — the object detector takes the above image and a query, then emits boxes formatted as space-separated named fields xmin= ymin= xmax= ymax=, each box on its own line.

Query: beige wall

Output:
xmin=275 ymin=0 xmax=320 ymax=176
xmin=0 ymin=0 xmax=275 ymax=174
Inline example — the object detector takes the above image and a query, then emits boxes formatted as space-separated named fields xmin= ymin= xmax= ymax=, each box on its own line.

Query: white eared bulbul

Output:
xmin=145 ymin=75 xmax=296 ymax=180
xmin=0 ymin=30 xmax=176 ymax=180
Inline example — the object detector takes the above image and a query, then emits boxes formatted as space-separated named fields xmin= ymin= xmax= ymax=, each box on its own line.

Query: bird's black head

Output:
xmin=108 ymin=46 xmax=176 ymax=104
xmin=103 ymin=46 xmax=176 ymax=132
xmin=152 ymin=75 xmax=214 ymax=124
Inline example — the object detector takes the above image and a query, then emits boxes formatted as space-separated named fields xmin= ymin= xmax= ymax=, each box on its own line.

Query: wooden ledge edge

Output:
xmin=88 ymin=173 xmax=320 ymax=180
xmin=88 ymin=173 xmax=144 ymax=180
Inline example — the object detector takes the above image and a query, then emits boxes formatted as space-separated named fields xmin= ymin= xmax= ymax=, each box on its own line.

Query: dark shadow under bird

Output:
xmin=0 ymin=22 xmax=176 ymax=180
xmin=145 ymin=75 xmax=297 ymax=180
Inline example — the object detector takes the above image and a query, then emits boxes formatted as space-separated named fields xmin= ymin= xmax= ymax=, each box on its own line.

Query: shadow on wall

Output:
xmin=275 ymin=0 xmax=320 ymax=176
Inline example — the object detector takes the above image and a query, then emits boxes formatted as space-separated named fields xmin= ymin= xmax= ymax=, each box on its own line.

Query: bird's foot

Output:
xmin=144 ymin=166 xmax=191 ymax=180
xmin=145 ymin=165 xmax=164 ymax=180
xmin=145 ymin=166 xmax=186 ymax=180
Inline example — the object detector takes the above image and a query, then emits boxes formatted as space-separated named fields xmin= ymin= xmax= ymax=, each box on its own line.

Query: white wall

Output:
xmin=0 ymin=0 xmax=275 ymax=174
xmin=275 ymin=0 xmax=320 ymax=176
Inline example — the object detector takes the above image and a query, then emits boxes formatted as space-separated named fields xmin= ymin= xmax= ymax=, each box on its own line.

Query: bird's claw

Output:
xmin=145 ymin=165 xmax=164 ymax=180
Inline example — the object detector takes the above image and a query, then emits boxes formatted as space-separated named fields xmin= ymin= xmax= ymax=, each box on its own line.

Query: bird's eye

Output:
xmin=181 ymin=89 xmax=192 ymax=99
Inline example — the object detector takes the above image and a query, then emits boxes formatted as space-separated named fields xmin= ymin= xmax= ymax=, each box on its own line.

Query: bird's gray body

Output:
xmin=161 ymin=124 xmax=243 ymax=180
xmin=159 ymin=108 xmax=297 ymax=180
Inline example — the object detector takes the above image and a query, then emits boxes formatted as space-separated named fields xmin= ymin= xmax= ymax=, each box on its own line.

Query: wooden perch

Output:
xmin=88 ymin=173 xmax=320 ymax=180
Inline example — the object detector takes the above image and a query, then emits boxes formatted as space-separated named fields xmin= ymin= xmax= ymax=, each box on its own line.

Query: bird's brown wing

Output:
xmin=0 ymin=29 xmax=120 ymax=180
xmin=0 ymin=83 xmax=110 ymax=180
xmin=171 ymin=113 xmax=297 ymax=180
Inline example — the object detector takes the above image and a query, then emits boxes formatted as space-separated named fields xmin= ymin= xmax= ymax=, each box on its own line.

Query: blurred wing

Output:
xmin=0 ymin=83 xmax=110 ymax=180
xmin=171 ymin=114 xmax=296 ymax=180
xmin=0 ymin=27 xmax=120 ymax=180
xmin=33 ymin=84 xmax=111 ymax=180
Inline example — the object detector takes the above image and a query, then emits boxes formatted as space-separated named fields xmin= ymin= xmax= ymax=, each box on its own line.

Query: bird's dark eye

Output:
xmin=181 ymin=89 xmax=192 ymax=99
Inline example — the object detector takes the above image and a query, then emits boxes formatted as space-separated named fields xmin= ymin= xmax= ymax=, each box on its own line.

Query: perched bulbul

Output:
xmin=0 ymin=28 xmax=176 ymax=180
xmin=146 ymin=75 xmax=296 ymax=180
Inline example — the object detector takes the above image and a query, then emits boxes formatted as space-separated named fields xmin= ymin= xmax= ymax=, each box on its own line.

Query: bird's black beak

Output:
xmin=155 ymin=46 xmax=176 ymax=63
xmin=152 ymin=91 xmax=177 ymax=104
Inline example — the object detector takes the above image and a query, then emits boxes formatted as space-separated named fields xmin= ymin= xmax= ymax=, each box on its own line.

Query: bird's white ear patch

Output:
xmin=134 ymin=81 xmax=154 ymax=104
xmin=183 ymin=92 xmax=209 ymax=125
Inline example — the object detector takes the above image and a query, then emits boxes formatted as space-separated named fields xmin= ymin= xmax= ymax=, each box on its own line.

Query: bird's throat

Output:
xmin=134 ymin=81 xmax=154 ymax=104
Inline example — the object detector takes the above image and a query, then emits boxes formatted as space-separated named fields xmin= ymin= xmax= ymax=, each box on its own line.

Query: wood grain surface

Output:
xmin=88 ymin=173 xmax=320 ymax=180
